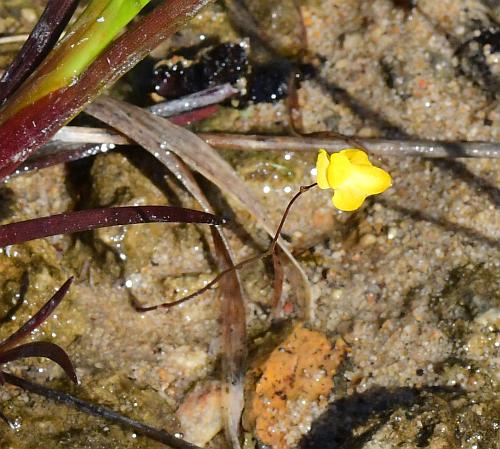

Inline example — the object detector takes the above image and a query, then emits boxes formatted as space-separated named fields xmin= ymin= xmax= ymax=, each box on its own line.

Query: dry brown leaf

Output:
xmin=212 ymin=228 xmax=247 ymax=449
xmin=247 ymin=323 xmax=348 ymax=449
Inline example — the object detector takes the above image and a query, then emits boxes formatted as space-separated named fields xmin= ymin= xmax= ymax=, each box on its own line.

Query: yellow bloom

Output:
xmin=316 ymin=148 xmax=392 ymax=211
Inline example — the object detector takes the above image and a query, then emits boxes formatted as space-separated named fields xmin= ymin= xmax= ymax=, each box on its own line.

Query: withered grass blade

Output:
xmin=211 ymin=228 xmax=246 ymax=449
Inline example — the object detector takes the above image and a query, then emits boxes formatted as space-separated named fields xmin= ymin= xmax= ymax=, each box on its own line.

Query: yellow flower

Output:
xmin=316 ymin=148 xmax=392 ymax=211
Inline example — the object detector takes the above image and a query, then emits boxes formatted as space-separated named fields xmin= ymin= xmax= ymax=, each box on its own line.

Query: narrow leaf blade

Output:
xmin=211 ymin=228 xmax=246 ymax=449
xmin=0 ymin=0 xmax=213 ymax=179
xmin=0 ymin=206 xmax=222 ymax=247
xmin=270 ymin=249 xmax=285 ymax=320
xmin=0 ymin=341 xmax=77 ymax=384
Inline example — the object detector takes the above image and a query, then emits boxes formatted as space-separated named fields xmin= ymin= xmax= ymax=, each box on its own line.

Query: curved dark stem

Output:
xmin=134 ymin=183 xmax=317 ymax=312
xmin=1 ymin=372 xmax=202 ymax=449
xmin=269 ymin=183 xmax=316 ymax=251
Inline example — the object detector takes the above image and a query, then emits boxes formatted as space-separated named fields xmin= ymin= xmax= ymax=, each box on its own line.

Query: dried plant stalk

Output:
xmin=48 ymin=128 xmax=500 ymax=159
xmin=3 ymin=372 xmax=203 ymax=449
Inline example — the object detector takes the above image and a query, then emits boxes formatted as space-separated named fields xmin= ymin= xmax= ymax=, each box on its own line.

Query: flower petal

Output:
xmin=349 ymin=164 xmax=392 ymax=195
xmin=332 ymin=187 xmax=367 ymax=211
xmin=316 ymin=149 xmax=331 ymax=189
xmin=340 ymin=149 xmax=372 ymax=166
xmin=327 ymin=152 xmax=352 ymax=189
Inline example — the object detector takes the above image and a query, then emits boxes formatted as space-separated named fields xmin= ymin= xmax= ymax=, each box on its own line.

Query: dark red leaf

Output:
xmin=0 ymin=206 xmax=223 ymax=247
xmin=0 ymin=278 xmax=73 ymax=353
xmin=0 ymin=341 xmax=77 ymax=384
xmin=169 ymin=105 xmax=219 ymax=126
xmin=0 ymin=0 xmax=80 ymax=104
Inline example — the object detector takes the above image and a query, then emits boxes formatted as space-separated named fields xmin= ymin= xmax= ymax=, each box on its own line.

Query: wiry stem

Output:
xmin=134 ymin=183 xmax=317 ymax=312
xmin=2 ymin=372 xmax=202 ymax=449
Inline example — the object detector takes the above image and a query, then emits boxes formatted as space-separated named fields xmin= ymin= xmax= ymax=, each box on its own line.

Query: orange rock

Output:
xmin=248 ymin=323 xmax=349 ymax=449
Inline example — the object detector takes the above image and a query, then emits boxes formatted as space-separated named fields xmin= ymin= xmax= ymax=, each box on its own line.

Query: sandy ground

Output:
xmin=0 ymin=0 xmax=499 ymax=448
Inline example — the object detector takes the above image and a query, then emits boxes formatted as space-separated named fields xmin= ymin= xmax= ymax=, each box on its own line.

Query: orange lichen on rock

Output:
xmin=247 ymin=323 xmax=349 ymax=449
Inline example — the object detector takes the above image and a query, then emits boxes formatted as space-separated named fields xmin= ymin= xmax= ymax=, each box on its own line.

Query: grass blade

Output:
xmin=211 ymin=228 xmax=246 ymax=449
xmin=0 ymin=341 xmax=77 ymax=384
xmin=0 ymin=0 xmax=213 ymax=180
xmin=270 ymin=249 xmax=285 ymax=319
xmin=0 ymin=206 xmax=222 ymax=247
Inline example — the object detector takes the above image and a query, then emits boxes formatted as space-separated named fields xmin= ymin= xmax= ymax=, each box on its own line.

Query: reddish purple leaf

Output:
xmin=0 ymin=341 xmax=77 ymax=384
xmin=0 ymin=206 xmax=223 ymax=247
xmin=167 ymin=105 xmax=219 ymax=126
